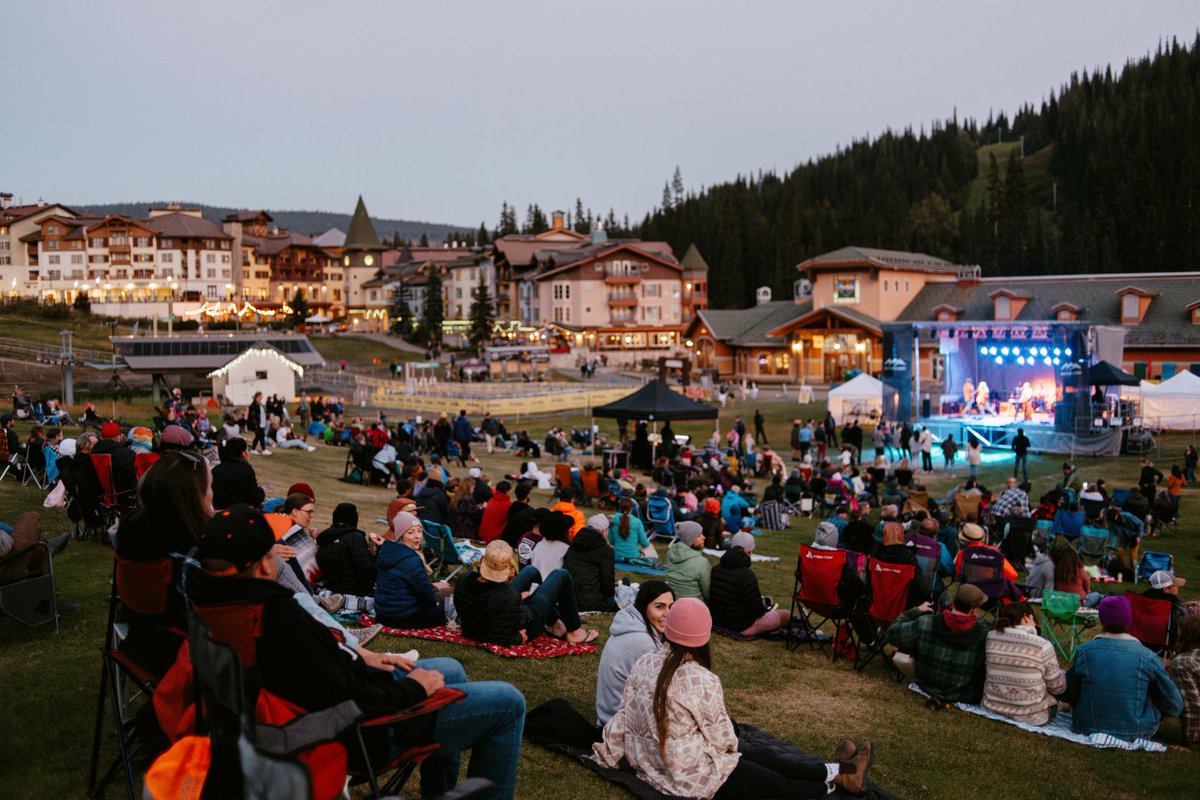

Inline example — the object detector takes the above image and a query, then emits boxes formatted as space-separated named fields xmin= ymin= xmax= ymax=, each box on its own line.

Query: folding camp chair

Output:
xmin=1076 ymin=525 xmax=1115 ymax=566
xmin=902 ymin=487 xmax=930 ymax=517
xmin=421 ymin=519 xmax=462 ymax=576
xmin=757 ymin=499 xmax=788 ymax=531
xmin=1081 ymin=497 xmax=1106 ymax=524
xmin=554 ymin=463 xmax=574 ymax=497
xmin=959 ymin=545 xmax=1021 ymax=622
xmin=134 ymin=451 xmax=160 ymax=479
xmin=645 ymin=493 xmax=676 ymax=539
xmin=1135 ymin=550 xmax=1173 ymax=584
xmin=1125 ymin=591 xmax=1172 ymax=657
xmin=998 ymin=516 xmax=1036 ymax=566
xmin=788 ymin=545 xmax=856 ymax=660
xmin=952 ymin=492 xmax=981 ymax=523
xmin=797 ymin=494 xmax=815 ymax=518
xmin=854 ymin=558 xmax=915 ymax=678
xmin=580 ymin=468 xmax=602 ymax=507
xmin=906 ymin=532 xmax=942 ymax=601
xmin=1038 ymin=588 xmax=1095 ymax=662
xmin=22 ymin=444 xmax=47 ymax=489
xmin=92 ymin=452 xmax=137 ymax=524
xmin=0 ymin=539 xmax=59 ymax=631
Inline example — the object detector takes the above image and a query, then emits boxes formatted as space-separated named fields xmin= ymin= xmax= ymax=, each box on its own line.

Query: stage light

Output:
xmin=1029 ymin=347 xmax=1038 ymax=355
xmin=1017 ymin=356 xmax=1026 ymax=365
xmin=994 ymin=356 xmax=1003 ymax=365
xmin=1065 ymin=348 xmax=1072 ymax=356
xmin=1001 ymin=347 xmax=1010 ymax=356
xmin=1053 ymin=348 xmax=1061 ymax=356
xmin=1040 ymin=347 xmax=1048 ymax=356
xmin=1043 ymin=357 xmax=1052 ymax=366
xmin=979 ymin=346 xmax=988 ymax=355
xmin=1053 ymin=357 xmax=1061 ymax=365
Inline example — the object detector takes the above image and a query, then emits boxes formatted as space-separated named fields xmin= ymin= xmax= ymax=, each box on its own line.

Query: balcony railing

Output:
xmin=604 ymin=274 xmax=642 ymax=285
xmin=608 ymin=296 xmax=638 ymax=308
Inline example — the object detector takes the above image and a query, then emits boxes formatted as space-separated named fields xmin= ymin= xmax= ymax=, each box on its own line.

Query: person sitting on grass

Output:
xmin=314 ymin=502 xmax=376 ymax=598
xmin=551 ymin=487 xmax=587 ymax=539
xmin=453 ymin=540 xmax=599 ymax=646
xmin=1168 ymin=614 xmax=1200 ymax=748
xmin=595 ymin=580 xmax=674 ymax=726
xmin=665 ymin=521 xmax=712 ymax=601
xmin=186 ymin=504 xmax=527 ymax=799
xmin=530 ymin=510 xmax=573 ymax=579
xmin=609 ymin=498 xmax=651 ymax=561
xmin=375 ymin=511 xmax=450 ymax=629
xmin=478 ymin=480 xmax=512 ymax=543
xmin=447 ymin=477 xmax=483 ymax=541
xmin=502 ymin=481 xmax=536 ymax=548
xmin=709 ymin=531 xmax=789 ymax=637
xmin=210 ymin=436 xmax=266 ymax=510
xmin=1050 ymin=542 xmax=1102 ymax=607
xmin=870 ymin=522 xmax=930 ymax=609
xmin=1064 ymin=595 xmax=1183 ymax=741
xmin=983 ymin=601 xmax=1066 ymax=725
xmin=885 ymin=583 xmax=990 ymax=704
xmin=954 ymin=522 xmax=1019 ymax=582
xmin=594 ymin=598 xmax=876 ymax=799
xmin=564 ymin=521 xmax=617 ymax=612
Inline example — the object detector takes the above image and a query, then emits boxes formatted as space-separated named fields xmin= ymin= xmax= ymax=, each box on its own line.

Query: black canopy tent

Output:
xmin=591 ymin=380 xmax=718 ymax=462
xmin=1088 ymin=360 xmax=1140 ymax=386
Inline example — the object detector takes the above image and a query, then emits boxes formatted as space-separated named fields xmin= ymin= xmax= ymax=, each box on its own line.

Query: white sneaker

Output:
xmin=399 ymin=648 xmax=419 ymax=661
xmin=260 ymin=449 xmax=272 ymax=456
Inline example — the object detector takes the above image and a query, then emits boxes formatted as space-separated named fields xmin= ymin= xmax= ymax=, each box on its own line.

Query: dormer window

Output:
xmin=1188 ymin=301 xmax=1200 ymax=324
xmin=989 ymin=289 xmax=1030 ymax=321
xmin=932 ymin=304 xmax=961 ymax=322
xmin=1052 ymin=302 xmax=1080 ymax=322
xmin=994 ymin=295 xmax=1011 ymax=320
xmin=1116 ymin=286 xmax=1156 ymax=324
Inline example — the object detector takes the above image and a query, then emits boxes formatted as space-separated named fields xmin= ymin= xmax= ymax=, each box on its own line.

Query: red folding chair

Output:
xmin=580 ymin=468 xmax=601 ymax=506
xmin=134 ymin=451 xmax=160 ymax=479
xmin=1124 ymin=591 xmax=1172 ymax=657
xmin=854 ymin=558 xmax=915 ymax=678
xmin=554 ymin=463 xmax=573 ymax=495
xmin=787 ymin=544 xmax=856 ymax=660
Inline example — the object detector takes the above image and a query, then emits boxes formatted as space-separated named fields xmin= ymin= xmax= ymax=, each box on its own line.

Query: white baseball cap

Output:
xmin=1149 ymin=570 xmax=1186 ymax=590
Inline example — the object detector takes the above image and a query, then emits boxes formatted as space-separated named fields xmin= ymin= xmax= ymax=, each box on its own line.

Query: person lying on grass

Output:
xmin=594 ymin=598 xmax=876 ymax=799
xmin=453 ymin=540 xmax=600 ymax=646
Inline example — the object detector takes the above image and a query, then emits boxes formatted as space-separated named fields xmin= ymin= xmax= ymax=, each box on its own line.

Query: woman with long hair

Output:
xmin=609 ymin=497 xmax=651 ymax=561
xmin=1050 ymin=542 xmax=1100 ymax=606
xmin=595 ymin=598 xmax=875 ymax=798
xmin=983 ymin=601 xmax=1066 ymax=725
xmin=595 ymin=580 xmax=673 ymax=725
xmin=447 ymin=477 xmax=483 ymax=540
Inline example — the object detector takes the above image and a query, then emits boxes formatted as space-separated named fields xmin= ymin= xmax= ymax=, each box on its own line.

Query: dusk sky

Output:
xmin=3 ymin=1 xmax=1197 ymax=228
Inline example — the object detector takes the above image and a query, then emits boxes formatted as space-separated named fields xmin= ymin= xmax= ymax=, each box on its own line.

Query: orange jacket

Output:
xmin=551 ymin=501 xmax=586 ymax=540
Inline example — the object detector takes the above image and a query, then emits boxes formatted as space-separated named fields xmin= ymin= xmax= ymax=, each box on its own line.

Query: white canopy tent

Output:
xmin=1137 ymin=370 xmax=1200 ymax=430
xmin=826 ymin=372 xmax=892 ymax=424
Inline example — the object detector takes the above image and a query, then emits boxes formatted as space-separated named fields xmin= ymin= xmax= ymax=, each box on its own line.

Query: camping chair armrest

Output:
xmin=359 ymin=687 xmax=466 ymax=728
xmin=0 ymin=539 xmax=48 ymax=568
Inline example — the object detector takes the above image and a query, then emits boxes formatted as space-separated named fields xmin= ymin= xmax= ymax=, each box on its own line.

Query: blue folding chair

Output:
xmin=421 ymin=519 xmax=461 ymax=573
xmin=645 ymin=493 xmax=676 ymax=540
xmin=1136 ymin=550 xmax=1173 ymax=584
xmin=1076 ymin=525 xmax=1115 ymax=566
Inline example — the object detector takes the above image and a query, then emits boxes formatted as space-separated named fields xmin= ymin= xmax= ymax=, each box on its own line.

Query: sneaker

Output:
xmin=318 ymin=593 xmax=345 ymax=614
xmin=260 ymin=449 xmax=272 ymax=456
xmin=47 ymin=532 xmax=70 ymax=557
xmin=354 ymin=624 xmax=383 ymax=647
xmin=837 ymin=740 xmax=874 ymax=795
xmin=399 ymin=648 xmax=419 ymax=662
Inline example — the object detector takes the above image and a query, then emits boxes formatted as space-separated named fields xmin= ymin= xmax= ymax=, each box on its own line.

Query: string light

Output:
xmin=207 ymin=346 xmax=305 ymax=379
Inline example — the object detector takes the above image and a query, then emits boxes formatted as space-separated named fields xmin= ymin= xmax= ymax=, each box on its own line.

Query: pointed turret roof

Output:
xmin=680 ymin=243 xmax=709 ymax=273
xmin=343 ymin=195 xmax=386 ymax=252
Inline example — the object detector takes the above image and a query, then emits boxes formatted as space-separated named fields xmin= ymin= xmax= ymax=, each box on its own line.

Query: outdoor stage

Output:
xmin=919 ymin=412 xmax=1123 ymax=457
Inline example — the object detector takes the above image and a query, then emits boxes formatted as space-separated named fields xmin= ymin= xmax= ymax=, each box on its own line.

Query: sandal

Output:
xmin=568 ymin=627 xmax=600 ymax=645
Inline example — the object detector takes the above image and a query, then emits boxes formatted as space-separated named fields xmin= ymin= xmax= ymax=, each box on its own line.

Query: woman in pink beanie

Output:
xmin=594 ymin=597 xmax=875 ymax=798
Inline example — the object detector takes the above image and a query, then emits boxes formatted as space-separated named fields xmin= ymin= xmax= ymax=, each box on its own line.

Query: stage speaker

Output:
xmin=920 ymin=396 xmax=931 ymax=418
xmin=1054 ymin=394 xmax=1075 ymax=433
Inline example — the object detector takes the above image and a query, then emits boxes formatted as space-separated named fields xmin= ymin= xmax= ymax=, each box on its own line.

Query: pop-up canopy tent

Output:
xmin=827 ymin=372 xmax=892 ymax=424
xmin=591 ymin=380 xmax=718 ymax=460
xmin=1088 ymin=360 xmax=1140 ymax=386
xmin=1138 ymin=369 xmax=1200 ymax=429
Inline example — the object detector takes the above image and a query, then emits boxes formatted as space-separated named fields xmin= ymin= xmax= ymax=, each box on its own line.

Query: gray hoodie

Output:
xmin=1025 ymin=550 xmax=1055 ymax=597
xmin=595 ymin=604 xmax=663 ymax=725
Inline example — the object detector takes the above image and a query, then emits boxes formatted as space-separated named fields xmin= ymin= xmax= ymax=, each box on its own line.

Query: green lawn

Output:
xmin=309 ymin=334 xmax=424 ymax=373
xmin=0 ymin=308 xmax=136 ymax=351
xmin=1 ymin=397 xmax=1196 ymax=799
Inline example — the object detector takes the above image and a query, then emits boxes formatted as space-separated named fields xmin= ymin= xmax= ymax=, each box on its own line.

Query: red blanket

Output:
xmin=362 ymin=618 xmax=597 ymax=658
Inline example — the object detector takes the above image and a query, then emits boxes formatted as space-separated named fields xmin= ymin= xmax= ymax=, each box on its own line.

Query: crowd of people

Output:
xmin=5 ymin=386 xmax=1200 ymax=798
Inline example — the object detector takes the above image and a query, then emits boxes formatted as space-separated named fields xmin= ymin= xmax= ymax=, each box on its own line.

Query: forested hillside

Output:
xmin=639 ymin=35 xmax=1200 ymax=308
xmin=70 ymin=202 xmax=467 ymax=244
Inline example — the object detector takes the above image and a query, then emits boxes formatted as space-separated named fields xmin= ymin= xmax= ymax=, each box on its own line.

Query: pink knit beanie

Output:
xmin=664 ymin=597 xmax=712 ymax=648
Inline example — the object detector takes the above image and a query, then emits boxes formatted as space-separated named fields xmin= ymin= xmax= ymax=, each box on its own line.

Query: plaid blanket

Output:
xmin=907 ymin=684 xmax=1167 ymax=752
xmin=364 ymin=619 xmax=597 ymax=658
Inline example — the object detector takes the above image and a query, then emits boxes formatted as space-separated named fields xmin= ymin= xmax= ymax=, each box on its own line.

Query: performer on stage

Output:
xmin=975 ymin=380 xmax=991 ymax=415
xmin=1016 ymin=381 xmax=1033 ymax=421
xmin=962 ymin=378 xmax=975 ymax=412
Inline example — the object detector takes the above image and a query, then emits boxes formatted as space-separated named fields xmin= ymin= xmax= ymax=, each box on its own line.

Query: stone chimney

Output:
xmin=591 ymin=220 xmax=607 ymax=246
xmin=0 ymin=192 xmax=12 ymax=209
xmin=551 ymin=210 xmax=565 ymax=230
xmin=956 ymin=264 xmax=982 ymax=288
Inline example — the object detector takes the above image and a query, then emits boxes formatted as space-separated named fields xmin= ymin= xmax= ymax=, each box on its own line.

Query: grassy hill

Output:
xmin=69 ymin=201 xmax=468 ymax=243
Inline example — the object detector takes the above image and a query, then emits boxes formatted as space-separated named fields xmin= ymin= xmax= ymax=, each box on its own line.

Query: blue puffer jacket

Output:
xmin=374 ymin=540 xmax=442 ymax=627
xmin=1064 ymin=634 xmax=1184 ymax=740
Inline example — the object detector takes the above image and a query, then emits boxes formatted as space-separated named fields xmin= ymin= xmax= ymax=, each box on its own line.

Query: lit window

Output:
xmin=994 ymin=296 xmax=1011 ymax=320
xmin=1121 ymin=294 xmax=1139 ymax=321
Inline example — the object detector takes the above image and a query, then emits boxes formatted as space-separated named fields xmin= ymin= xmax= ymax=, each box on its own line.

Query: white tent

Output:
xmin=1138 ymin=370 xmax=1200 ymax=430
xmin=827 ymin=372 xmax=892 ymax=424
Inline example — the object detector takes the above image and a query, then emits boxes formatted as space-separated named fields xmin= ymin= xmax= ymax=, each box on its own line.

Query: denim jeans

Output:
xmin=512 ymin=566 xmax=582 ymax=638
xmin=1013 ymin=453 xmax=1028 ymax=481
xmin=392 ymin=657 xmax=527 ymax=799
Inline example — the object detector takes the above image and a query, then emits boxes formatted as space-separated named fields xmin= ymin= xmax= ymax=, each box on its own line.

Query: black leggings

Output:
xmin=712 ymin=747 xmax=829 ymax=799
xmin=251 ymin=426 xmax=266 ymax=451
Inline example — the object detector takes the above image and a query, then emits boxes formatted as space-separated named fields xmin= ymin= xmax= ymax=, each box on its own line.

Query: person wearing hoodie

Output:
xmin=564 ymin=521 xmax=617 ymax=612
xmin=595 ymin=580 xmax=673 ymax=725
xmin=885 ymin=583 xmax=990 ymax=703
xmin=665 ymin=521 xmax=712 ymax=600
xmin=478 ymin=480 xmax=513 ymax=543
xmin=608 ymin=499 xmax=651 ymax=561
xmin=315 ymin=502 xmax=377 ymax=597
xmin=375 ymin=511 xmax=450 ymax=629
xmin=1022 ymin=536 xmax=1055 ymax=598
xmin=709 ymin=531 xmax=789 ymax=636
xmin=502 ymin=481 xmax=536 ymax=547
xmin=415 ymin=471 xmax=451 ymax=526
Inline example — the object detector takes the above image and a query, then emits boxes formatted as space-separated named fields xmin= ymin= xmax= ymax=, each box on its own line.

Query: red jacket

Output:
xmin=478 ymin=489 xmax=512 ymax=543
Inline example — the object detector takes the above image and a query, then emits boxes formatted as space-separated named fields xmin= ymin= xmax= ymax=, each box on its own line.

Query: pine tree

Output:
xmin=662 ymin=181 xmax=673 ymax=211
xmin=476 ymin=221 xmax=490 ymax=245
xmin=573 ymin=198 xmax=589 ymax=233
xmin=287 ymin=290 xmax=309 ymax=329
xmin=389 ymin=284 xmax=414 ymax=339
xmin=672 ymin=166 xmax=684 ymax=206
xmin=421 ymin=269 xmax=444 ymax=355
xmin=497 ymin=202 xmax=518 ymax=237
xmin=467 ymin=273 xmax=495 ymax=354
xmin=419 ymin=232 xmax=429 ymax=247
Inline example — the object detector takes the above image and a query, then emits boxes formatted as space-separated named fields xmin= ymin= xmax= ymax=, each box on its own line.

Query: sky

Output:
xmin=2 ymin=1 xmax=1197 ymax=228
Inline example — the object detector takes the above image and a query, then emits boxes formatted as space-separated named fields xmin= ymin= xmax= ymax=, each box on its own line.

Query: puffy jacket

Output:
xmin=665 ymin=540 xmax=711 ymax=600
xmin=210 ymin=458 xmax=265 ymax=510
xmin=478 ymin=490 xmax=511 ymax=543
xmin=608 ymin=513 xmax=649 ymax=561
xmin=415 ymin=480 xmax=450 ymax=525
xmin=1064 ymin=634 xmax=1184 ymax=741
xmin=452 ymin=414 xmax=473 ymax=443
xmin=708 ymin=547 xmax=762 ymax=631
xmin=453 ymin=573 xmax=523 ymax=646
xmin=502 ymin=501 xmax=535 ymax=547
xmin=595 ymin=604 xmax=662 ymax=725
xmin=720 ymin=492 xmax=752 ymax=528
xmin=1024 ymin=551 xmax=1055 ymax=598
xmin=374 ymin=540 xmax=444 ymax=629
xmin=563 ymin=527 xmax=615 ymax=611
xmin=315 ymin=523 xmax=376 ymax=597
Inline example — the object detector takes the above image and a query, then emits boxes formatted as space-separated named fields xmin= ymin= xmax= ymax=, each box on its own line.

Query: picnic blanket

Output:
xmin=614 ymin=560 xmax=667 ymax=576
xmin=703 ymin=548 xmax=779 ymax=562
xmin=906 ymin=684 xmax=1167 ymax=752
xmin=364 ymin=621 xmax=597 ymax=658
xmin=454 ymin=541 xmax=486 ymax=567
xmin=524 ymin=699 xmax=902 ymax=800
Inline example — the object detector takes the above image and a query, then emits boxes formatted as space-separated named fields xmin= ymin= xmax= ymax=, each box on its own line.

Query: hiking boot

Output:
xmin=354 ymin=624 xmax=383 ymax=647
xmin=833 ymin=737 xmax=857 ymax=764
xmin=837 ymin=740 xmax=873 ymax=795
xmin=318 ymin=593 xmax=345 ymax=614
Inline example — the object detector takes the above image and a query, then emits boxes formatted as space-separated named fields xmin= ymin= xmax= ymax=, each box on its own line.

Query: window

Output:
xmin=46 ymin=240 xmax=59 ymax=250
xmin=206 ymin=269 xmax=216 ymax=278
xmin=333 ymin=289 xmax=341 ymax=302
xmin=642 ymin=283 xmax=661 ymax=298
xmin=904 ymin=280 xmax=909 ymax=292
xmin=207 ymin=285 xmax=217 ymax=299
xmin=46 ymin=269 xmax=61 ymax=280
xmin=221 ymin=254 xmax=230 ymax=264
xmin=553 ymin=283 xmax=571 ymax=300
xmin=994 ymin=296 xmax=1011 ymax=320
xmin=255 ymin=371 xmax=268 ymax=380
xmin=48 ymin=225 xmax=60 ymax=234
xmin=455 ymin=288 xmax=462 ymax=299
xmin=1121 ymin=294 xmax=1139 ymax=321
xmin=136 ymin=237 xmax=151 ymax=247
xmin=161 ymin=253 xmax=173 ymax=263
xmin=206 ymin=253 xmax=216 ymax=264
xmin=0 ymin=256 xmax=9 ymax=266
xmin=47 ymin=255 xmax=60 ymax=265
xmin=643 ymin=305 xmax=660 ymax=321
xmin=833 ymin=276 xmax=859 ymax=304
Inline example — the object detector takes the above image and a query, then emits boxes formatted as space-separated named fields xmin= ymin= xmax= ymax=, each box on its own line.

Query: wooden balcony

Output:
xmin=608 ymin=295 xmax=638 ymax=308
xmin=605 ymin=274 xmax=642 ymax=285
